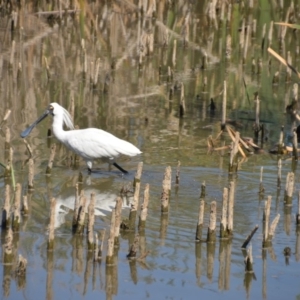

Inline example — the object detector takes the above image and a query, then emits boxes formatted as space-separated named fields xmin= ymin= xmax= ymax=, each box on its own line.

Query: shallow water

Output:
xmin=1 ymin=1 xmax=300 ymax=299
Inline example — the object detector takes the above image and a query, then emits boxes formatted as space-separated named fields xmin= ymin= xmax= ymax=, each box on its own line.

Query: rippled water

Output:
xmin=1 ymin=1 xmax=300 ymax=299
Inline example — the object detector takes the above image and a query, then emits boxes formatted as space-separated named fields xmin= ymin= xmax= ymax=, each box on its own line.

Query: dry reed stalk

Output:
xmin=207 ymin=201 xmax=217 ymax=243
xmin=21 ymin=195 xmax=28 ymax=216
xmin=12 ymin=183 xmax=21 ymax=232
xmin=93 ymin=58 xmax=100 ymax=88
xmin=229 ymin=132 xmax=240 ymax=173
xmin=4 ymin=147 xmax=13 ymax=178
xmin=292 ymin=83 xmax=298 ymax=101
xmin=268 ymin=21 xmax=273 ymax=46
xmin=106 ymin=209 xmax=116 ymax=265
xmin=5 ymin=127 xmax=10 ymax=150
xmin=286 ymin=51 xmax=292 ymax=82
xmin=262 ymin=196 xmax=271 ymax=247
xmin=297 ymin=191 xmax=300 ymax=225
xmin=138 ymin=184 xmax=149 ymax=230
xmin=0 ymin=109 xmax=11 ymax=129
xmin=220 ymin=187 xmax=228 ymax=238
xmin=161 ymin=166 xmax=172 ymax=213
xmin=175 ymin=161 xmax=180 ymax=185
xmin=172 ymin=40 xmax=177 ymax=67
xmin=268 ymin=214 xmax=280 ymax=239
xmin=46 ymin=143 xmax=57 ymax=175
xmin=239 ymin=19 xmax=245 ymax=49
xmin=28 ymin=158 xmax=34 ymax=190
xmin=114 ymin=197 xmax=123 ymax=245
xmin=227 ymin=181 xmax=235 ymax=236
xmin=75 ymin=191 xmax=87 ymax=235
xmin=277 ymin=126 xmax=284 ymax=154
xmin=195 ymin=199 xmax=205 ymax=241
xmin=259 ymin=167 xmax=265 ymax=194
xmin=127 ymin=234 xmax=140 ymax=259
xmin=72 ymin=183 xmax=80 ymax=231
xmin=133 ymin=162 xmax=143 ymax=189
xmin=44 ymin=56 xmax=51 ymax=80
xmin=241 ymin=225 xmax=259 ymax=249
xmin=284 ymin=172 xmax=294 ymax=206
xmin=94 ymin=232 xmax=99 ymax=262
xmin=128 ymin=180 xmax=141 ymax=231
xmin=179 ymin=83 xmax=186 ymax=117
xmin=202 ymin=53 xmax=208 ymax=69
xmin=23 ymin=139 xmax=33 ymax=158
xmin=4 ymin=228 xmax=13 ymax=264
xmin=200 ymin=181 xmax=206 ymax=198
xmin=87 ymin=193 xmax=95 ymax=251
xmin=244 ymin=244 xmax=254 ymax=273
xmin=221 ymin=81 xmax=227 ymax=129
xmin=225 ymin=34 xmax=231 ymax=59
xmin=2 ymin=184 xmax=11 ymax=229
xmin=242 ymin=25 xmax=250 ymax=64
xmin=47 ymin=198 xmax=56 ymax=251
xmin=261 ymin=23 xmax=266 ymax=50
xmin=292 ymin=129 xmax=298 ymax=160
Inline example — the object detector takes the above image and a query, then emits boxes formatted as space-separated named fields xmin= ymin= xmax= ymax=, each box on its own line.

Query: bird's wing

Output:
xmin=63 ymin=128 xmax=140 ymax=160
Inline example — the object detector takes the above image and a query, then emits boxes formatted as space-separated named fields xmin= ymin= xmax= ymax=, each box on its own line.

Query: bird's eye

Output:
xmin=49 ymin=105 xmax=54 ymax=111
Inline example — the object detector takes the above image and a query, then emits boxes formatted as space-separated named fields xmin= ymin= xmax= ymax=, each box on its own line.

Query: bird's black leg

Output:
xmin=113 ymin=162 xmax=128 ymax=174
xmin=88 ymin=167 xmax=92 ymax=174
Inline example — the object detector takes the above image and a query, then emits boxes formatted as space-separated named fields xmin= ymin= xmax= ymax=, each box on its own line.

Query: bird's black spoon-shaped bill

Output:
xmin=20 ymin=110 xmax=50 ymax=138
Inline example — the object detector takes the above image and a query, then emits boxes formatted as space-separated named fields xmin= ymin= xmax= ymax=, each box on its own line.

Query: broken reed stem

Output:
xmin=5 ymin=127 xmax=10 ymax=150
xmin=47 ymin=198 xmax=56 ymax=251
xmin=114 ymin=196 xmax=123 ymax=245
xmin=87 ymin=193 xmax=95 ymax=251
xmin=46 ymin=143 xmax=57 ymax=175
xmin=138 ymin=184 xmax=150 ymax=230
xmin=229 ymin=132 xmax=239 ymax=173
xmin=175 ymin=161 xmax=180 ymax=185
xmin=94 ymin=232 xmax=99 ymax=262
xmin=292 ymin=129 xmax=298 ymax=160
xmin=75 ymin=191 xmax=87 ymax=235
xmin=12 ymin=183 xmax=21 ymax=232
xmin=5 ymin=147 xmax=13 ymax=178
xmin=179 ymin=82 xmax=185 ymax=117
xmin=227 ymin=181 xmax=235 ymax=236
xmin=262 ymin=196 xmax=272 ymax=248
xmin=172 ymin=39 xmax=177 ymax=67
xmin=106 ymin=209 xmax=116 ymax=265
xmin=128 ymin=180 xmax=141 ymax=231
xmin=28 ymin=158 xmax=34 ymax=190
xmin=278 ymin=126 xmax=284 ymax=154
xmin=161 ymin=166 xmax=172 ymax=213
xmin=195 ymin=199 xmax=205 ymax=241
xmin=207 ymin=201 xmax=217 ymax=243
xmin=2 ymin=184 xmax=11 ymax=229
xmin=44 ymin=56 xmax=51 ymax=80
xmin=4 ymin=228 xmax=14 ymax=264
xmin=297 ymin=191 xmax=300 ymax=225
xmin=284 ymin=172 xmax=294 ymax=206
xmin=241 ymin=225 xmax=259 ymax=249
xmin=22 ymin=195 xmax=29 ymax=216
xmin=72 ymin=183 xmax=80 ymax=232
xmin=277 ymin=158 xmax=282 ymax=188
xmin=127 ymin=234 xmax=140 ymax=259
xmin=200 ymin=181 xmax=206 ymax=198
xmin=221 ymin=80 xmax=227 ymax=129
xmin=268 ymin=214 xmax=280 ymax=239
xmin=244 ymin=244 xmax=254 ymax=273
xmin=259 ymin=166 xmax=265 ymax=194
xmin=220 ymin=187 xmax=228 ymax=239
xmin=133 ymin=162 xmax=143 ymax=189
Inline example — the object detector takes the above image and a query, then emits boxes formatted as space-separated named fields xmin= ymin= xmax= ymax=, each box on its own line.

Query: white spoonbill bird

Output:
xmin=20 ymin=102 xmax=142 ymax=173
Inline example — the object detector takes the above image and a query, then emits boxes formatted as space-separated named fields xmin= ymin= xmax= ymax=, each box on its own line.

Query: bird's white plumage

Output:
xmin=49 ymin=102 xmax=141 ymax=170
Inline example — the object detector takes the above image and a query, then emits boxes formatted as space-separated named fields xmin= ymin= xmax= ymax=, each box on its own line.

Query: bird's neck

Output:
xmin=52 ymin=115 xmax=67 ymax=142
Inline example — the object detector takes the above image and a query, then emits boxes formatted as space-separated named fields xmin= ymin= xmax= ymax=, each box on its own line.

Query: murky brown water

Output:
xmin=1 ymin=1 xmax=300 ymax=299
